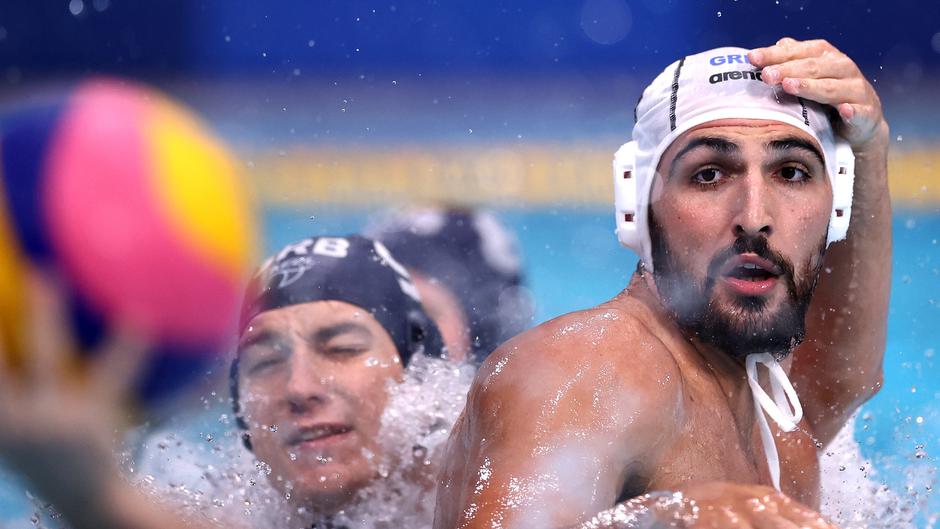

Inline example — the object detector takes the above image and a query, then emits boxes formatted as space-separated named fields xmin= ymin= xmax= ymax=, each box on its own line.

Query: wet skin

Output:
xmin=236 ymin=300 xmax=404 ymax=515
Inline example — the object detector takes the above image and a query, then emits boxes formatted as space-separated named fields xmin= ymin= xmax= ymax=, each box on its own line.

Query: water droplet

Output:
xmin=308 ymin=39 xmax=316 ymax=47
xmin=716 ymin=10 xmax=722 ymax=17
xmin=68 ymin=0 xmax=84 ymax=15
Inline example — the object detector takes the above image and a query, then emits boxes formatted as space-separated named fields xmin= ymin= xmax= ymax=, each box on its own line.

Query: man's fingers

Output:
xmin=837 ymin=103 xmax=879 ymax=127
xmin=749 ymin=38 xmax=835 ymax=67
xmin=0 ymin=326 xmax=21 ymax=418
xmin=89 ymin=325 xmax=150 ymax=402
xmin=25 ymin=271 xmax=73 ymax=391
xmin=759 ymin=55 xmax=857 ymax=85
xmin=778 ymin=76 xmax=869 ymax=106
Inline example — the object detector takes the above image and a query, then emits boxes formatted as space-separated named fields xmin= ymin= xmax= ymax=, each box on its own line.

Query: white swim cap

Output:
xmin=613 ymin=46 xmax=856 ymax=271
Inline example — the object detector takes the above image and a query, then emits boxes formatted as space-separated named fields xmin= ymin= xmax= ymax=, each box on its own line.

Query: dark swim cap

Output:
xmin=237 ymin=234 xmax=444 ymax=362
xmin=230 ymin=235 xmax=445 ymax=448
xmin=366 ymin=207 xmax=532 ymax=363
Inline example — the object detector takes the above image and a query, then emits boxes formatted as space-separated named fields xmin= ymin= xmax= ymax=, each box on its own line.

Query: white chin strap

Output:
xmin=745 ymin=353 xmax=804 ymax=491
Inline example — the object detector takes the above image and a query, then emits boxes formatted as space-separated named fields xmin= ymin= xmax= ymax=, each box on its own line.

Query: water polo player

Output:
xmin=0 ymin=235 xmax=447 ymax=529
xmin=230 ymin=234 xmax=446 ymax=516
xmin=366 ymin=207 xmax=531 ymax=363
xmin=436 ymin=38 xmax=890 ymax=529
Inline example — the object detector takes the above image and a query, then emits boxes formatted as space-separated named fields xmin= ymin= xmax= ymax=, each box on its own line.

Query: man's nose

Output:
xmin=284 ymin=352 xmax=331 ymax=414
xmin=731 ymin=172 xmax=775 ymax=239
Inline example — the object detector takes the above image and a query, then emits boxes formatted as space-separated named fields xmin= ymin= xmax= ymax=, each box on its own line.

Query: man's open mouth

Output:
xmin=720 ymin=254 xmax=782 ymax=294
xmin=287 ymin=424 xmax=354 ymax=448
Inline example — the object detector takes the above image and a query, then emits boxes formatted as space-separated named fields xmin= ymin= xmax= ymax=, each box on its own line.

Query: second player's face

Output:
xmin=236 ymin=300 xmax=404 ymax=514
xmin=648 ymin=119 xmax=833 ymax=358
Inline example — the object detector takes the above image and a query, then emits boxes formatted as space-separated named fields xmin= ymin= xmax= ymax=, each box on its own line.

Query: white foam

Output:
xmin=133 ymin=355 xmax=474 ymax=529
xmin=819 ymin=415 xmax=920 ymax=529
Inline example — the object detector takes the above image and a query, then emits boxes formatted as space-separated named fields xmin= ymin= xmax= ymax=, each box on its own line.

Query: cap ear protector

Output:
xmin=613 ymin=137 xmax=856 ymax=271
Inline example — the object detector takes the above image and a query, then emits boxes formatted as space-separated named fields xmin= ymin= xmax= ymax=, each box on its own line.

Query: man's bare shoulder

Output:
xmin=467 ymin=301 xmax=684 ymax=442
xmin=481 ymin=301 xmax=678 ymax=381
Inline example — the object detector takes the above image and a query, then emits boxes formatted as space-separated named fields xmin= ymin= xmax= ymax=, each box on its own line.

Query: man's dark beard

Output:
xmin=648 ymin=211 xmax=826 ymax=361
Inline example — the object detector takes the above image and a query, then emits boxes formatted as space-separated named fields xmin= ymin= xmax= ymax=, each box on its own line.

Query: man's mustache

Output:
xmin=705 ymin=235 xmax=796 ymax=288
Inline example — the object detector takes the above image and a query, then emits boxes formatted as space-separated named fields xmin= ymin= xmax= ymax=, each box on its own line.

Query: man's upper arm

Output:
xmin=434 ymin=311 xmax=681 ymax=529
xmin=790 ymin=136 xmax=891 ymax=446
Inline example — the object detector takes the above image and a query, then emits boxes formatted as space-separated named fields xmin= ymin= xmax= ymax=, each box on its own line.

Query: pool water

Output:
xmin=1 ymin=207 xmax=938 ymax=525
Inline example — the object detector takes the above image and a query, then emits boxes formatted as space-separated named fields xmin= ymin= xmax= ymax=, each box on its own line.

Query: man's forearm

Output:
xmin=794 ymin=122 xmax=892 ymax=442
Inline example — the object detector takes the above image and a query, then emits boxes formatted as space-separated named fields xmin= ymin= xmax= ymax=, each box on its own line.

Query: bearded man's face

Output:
xmin=646 ymin=119 xmax=833 ymax=360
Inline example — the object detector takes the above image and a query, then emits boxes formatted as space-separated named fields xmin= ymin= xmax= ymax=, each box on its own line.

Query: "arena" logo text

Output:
xmin=708 ymin=70 xmax=763 ymax=84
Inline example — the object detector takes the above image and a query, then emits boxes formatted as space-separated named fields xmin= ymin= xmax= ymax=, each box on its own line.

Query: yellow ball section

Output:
xmin=145 ymin=91 xmax=257 ymax=282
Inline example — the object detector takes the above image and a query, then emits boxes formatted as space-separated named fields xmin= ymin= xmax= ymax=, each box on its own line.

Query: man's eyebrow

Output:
xmin=669 ymin=137 xmax=740 ymax=176
xmin=313 ymin=322 xmax=373 ymax=344
xmin=766 ymin=137 xmax=825 ymax=168
xmin=237 ymin=329 xmax=279 ymax=353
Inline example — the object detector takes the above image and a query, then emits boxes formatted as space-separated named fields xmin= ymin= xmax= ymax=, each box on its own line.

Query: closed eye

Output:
xmin=246 ymin=355 xmax=285 ymax=375
xmin=324 ymin=344 xmax=369 ymax=357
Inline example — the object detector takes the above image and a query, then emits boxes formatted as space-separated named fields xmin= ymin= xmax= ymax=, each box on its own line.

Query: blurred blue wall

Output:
xmin=2 ymin=0 xmax=938 ymax=79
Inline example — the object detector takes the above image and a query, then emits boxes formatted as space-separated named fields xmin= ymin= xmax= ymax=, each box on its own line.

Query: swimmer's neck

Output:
xmin=626 ymin=268 xmax=793 ymax=390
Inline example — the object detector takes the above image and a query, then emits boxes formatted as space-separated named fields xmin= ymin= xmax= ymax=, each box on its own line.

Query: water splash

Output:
xmin=132 ymin=355 xmax=474 ymax=529
xmin=819 ymin=415 xmax=921 ymax=528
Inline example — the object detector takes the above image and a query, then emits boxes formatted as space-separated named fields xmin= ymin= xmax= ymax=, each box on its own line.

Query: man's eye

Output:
xmin=326 ymin=345 xmax=368 ymax=356
xmin=248 ymin=357 xmax=282 ymax=375
xmin=780 ymin=166 xmax=810 ymax=182
xmin=693 ymin=168 xmax=723 ymax=184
